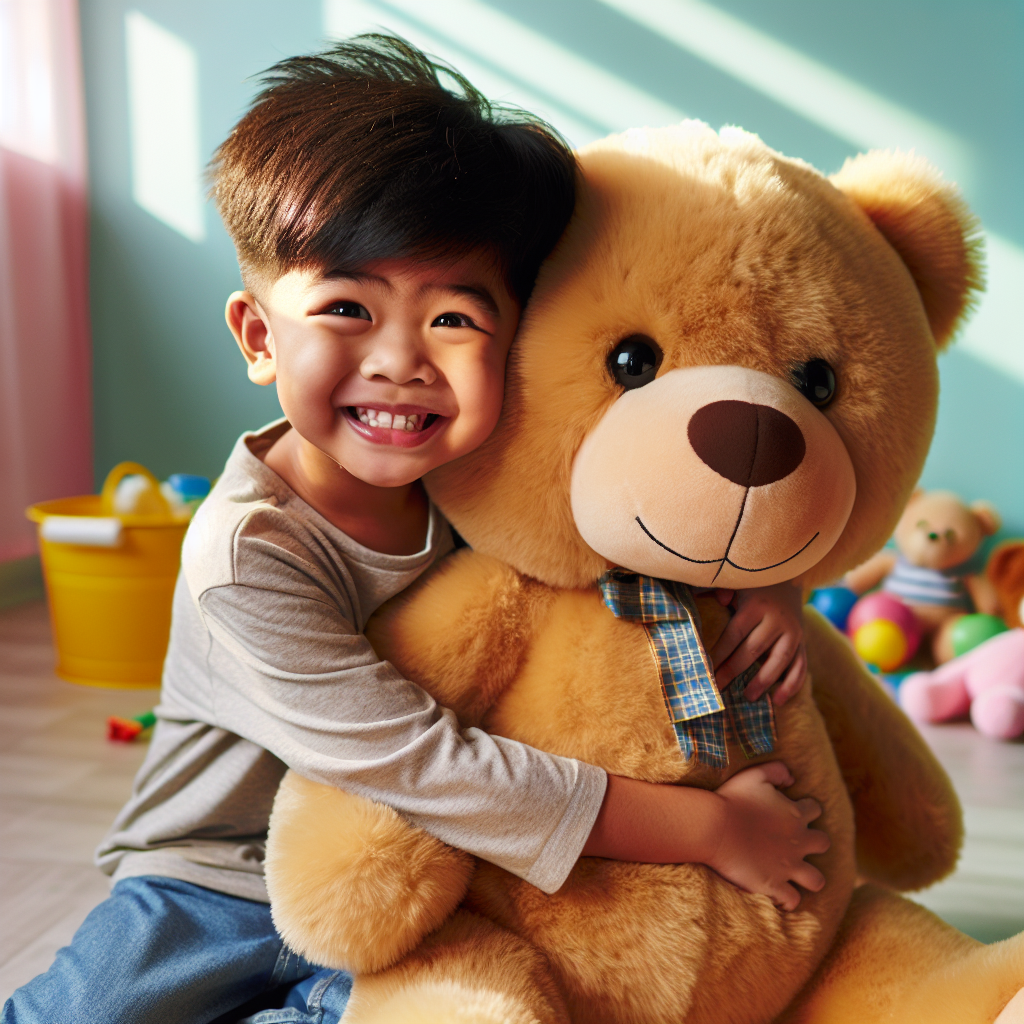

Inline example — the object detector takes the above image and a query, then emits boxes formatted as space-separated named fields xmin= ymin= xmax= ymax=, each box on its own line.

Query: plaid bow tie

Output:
xmin=598 ymin=568 xmax=776 ymax=769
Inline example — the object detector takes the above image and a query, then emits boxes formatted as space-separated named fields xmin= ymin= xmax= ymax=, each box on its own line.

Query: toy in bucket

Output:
xmin=26 ymin=462 xmax=207 ymax=689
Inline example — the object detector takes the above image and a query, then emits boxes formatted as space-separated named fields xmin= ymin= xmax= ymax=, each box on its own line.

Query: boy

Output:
xmin=3 ymin=37 xmax=824 ymax=1024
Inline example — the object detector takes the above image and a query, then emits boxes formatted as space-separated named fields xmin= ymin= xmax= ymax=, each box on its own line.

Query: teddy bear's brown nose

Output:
xmin=688 ymin=400 xmax=805 ymax=487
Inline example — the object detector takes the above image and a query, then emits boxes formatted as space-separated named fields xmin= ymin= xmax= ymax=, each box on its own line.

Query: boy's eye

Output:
xmin=325 ymin=301 xmax=371 ymax=320
xmin=432 ymin=312 xmax=474 ymax=329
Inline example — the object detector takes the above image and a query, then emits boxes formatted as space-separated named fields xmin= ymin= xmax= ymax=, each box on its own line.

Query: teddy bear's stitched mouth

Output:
xmin=635 ymin=515 xmax=820 ymax=581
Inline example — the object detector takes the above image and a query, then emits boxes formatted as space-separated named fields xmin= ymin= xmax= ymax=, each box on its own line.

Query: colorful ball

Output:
xmin=847 ymin=591 xmax=922 ymax=658
xmin=854 ymin=619 xmax=909 ymax=672
xmin=809 ymin=587 xmax=859 ymax=631
xmin=950 ymin=613 xmax=1008 ymax=658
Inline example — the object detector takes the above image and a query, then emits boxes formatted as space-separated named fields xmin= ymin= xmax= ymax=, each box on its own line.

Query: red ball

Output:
xmin=847 ymin=591 xmax=922 ymax=657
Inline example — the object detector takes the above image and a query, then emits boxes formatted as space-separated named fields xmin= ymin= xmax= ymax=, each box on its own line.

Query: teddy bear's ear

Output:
xmin=830 ymin=151 xmax=984 ymax=349
xmin=970 ymin=500 xmax=1001 ymax=537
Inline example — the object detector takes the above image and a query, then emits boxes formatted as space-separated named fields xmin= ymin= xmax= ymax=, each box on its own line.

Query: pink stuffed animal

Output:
xmin=900 ymin=622 xmax=1024 ymax=739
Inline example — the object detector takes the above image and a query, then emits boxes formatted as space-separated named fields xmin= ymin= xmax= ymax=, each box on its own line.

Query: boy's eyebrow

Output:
xmin=421 ymin=283 xmax=500 ymax=318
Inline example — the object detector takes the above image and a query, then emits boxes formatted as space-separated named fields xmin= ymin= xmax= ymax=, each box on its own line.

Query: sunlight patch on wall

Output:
xmin=961 ymin=235 xmax=1024 ymax=385
xmin=125 ymin=11 xmax=204 ymax=242
xmin=323 ymin=0 xmax=685 ymax=148
xmin=595 ymin=0 xmax=971 ymax=188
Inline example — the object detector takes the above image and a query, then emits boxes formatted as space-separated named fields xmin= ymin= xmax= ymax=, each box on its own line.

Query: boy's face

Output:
xmin=227 ymin=253 xmax=519 ymax=488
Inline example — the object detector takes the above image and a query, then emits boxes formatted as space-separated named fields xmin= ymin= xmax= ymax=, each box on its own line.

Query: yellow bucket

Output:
xmin=26 ymin=462 xmax=190 ymax=689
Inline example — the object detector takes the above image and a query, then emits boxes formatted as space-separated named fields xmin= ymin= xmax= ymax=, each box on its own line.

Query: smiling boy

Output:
xmin=3 ymin=37 xmax=825 ymax=1024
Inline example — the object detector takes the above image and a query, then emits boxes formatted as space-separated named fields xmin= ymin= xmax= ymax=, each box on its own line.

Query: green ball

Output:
xmin=951 ymin=614 xmax=1008 ymax=658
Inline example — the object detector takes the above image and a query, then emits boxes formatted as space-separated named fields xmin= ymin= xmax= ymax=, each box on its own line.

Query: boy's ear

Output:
xmin=226 ymin=290 xmax=277 ymax=385
xmin=830 ymin=151 xmax=984 ymax=349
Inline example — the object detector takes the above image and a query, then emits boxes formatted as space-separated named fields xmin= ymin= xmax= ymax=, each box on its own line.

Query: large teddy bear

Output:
xmin=265 ymin=124 xmax=1024 ymax=1023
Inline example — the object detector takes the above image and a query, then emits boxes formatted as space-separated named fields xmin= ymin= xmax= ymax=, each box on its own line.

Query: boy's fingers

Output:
xmin=763 ymin=647 xmax=807 ymax=706
xmin=742 ymin=635 xmax=797 ymax=700
xmin=713 ymin=588 xmax=735 ymax=606
xmin=806 ymin=827 xmax=831 ymax=856
xmin=774 ymin=882 xmax=801 ymax=912
xmin=714 ymin=623 xmax=777 ymax=687
xmin=757 ymin=761 xmax=794 ymax=788
xmin=793 ymin=863 xmax=826 ymax=893
xmin=709 ymin=606 xmax=764 ymax=668
xmin=709 ymin=615 xmax=746 ymax=668
xmin=795 ymin=797 xmax=822 ymax=824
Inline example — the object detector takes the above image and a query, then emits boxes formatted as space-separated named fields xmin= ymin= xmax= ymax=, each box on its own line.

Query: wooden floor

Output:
xmin=1 ymin=600 xmax=1023 ymax=1006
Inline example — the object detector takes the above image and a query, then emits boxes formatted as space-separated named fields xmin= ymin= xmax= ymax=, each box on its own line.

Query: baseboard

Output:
xmin=0 ymin=555 xmax=46 ymax=610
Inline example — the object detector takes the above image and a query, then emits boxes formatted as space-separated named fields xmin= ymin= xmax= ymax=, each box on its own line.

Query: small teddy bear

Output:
xmin=844 ymin=489 xmax=1000 ymax=663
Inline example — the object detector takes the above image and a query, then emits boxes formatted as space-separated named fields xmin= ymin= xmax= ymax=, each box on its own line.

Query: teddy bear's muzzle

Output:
xmin=570 ymin=364 xmax=857 ymax=589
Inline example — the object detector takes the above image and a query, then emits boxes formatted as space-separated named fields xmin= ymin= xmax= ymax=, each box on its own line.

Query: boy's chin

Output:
xmin=344 ymin=452 xmax=435 ymax=490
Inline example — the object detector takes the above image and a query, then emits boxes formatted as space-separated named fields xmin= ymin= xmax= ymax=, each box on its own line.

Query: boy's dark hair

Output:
xmin=210 ymin=35 xmax=577 ymax=305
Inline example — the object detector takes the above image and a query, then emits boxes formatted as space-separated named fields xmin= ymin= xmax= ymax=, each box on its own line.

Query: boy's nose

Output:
xmin=360 ymin=335 xmax=436 ymax=386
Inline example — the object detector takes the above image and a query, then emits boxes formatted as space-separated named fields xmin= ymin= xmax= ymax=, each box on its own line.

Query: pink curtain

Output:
xmin=0 ymin=0 xmax=92 ymax=563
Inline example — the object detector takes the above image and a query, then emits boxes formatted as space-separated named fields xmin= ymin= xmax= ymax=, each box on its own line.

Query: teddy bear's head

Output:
xmin=428 ymin=123 xmax=982 ymax=590
xmin=893 ymin=489 xmax=1000 ymax=572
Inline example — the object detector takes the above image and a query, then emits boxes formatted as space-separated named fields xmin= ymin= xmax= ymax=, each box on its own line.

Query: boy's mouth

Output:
xmin=344 ymin=406 xmax=446 ymax=448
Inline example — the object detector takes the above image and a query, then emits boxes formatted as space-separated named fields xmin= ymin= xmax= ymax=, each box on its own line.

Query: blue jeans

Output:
xmin=1 ymin=876 xmax=352 ymax=1024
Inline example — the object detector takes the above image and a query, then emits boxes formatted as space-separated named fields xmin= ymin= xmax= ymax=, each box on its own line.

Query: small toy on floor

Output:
xmin=900 ymin=626 xmax=1024 ymax=740
xmin=844 ymin=490 xmax=1001 ymax=667
xmin=846 ymin=591 xmax=922 ymax=671
xmin=107 ymin=710 xmax=156 ymax=742
xmin=808 ymin=585 xmax=858 ymax=631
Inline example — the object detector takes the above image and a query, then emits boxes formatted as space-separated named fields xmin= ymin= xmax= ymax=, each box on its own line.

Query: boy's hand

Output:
xmin=709 ymin=581 xmax=807 ymax=705
xmin=707 ymin=761 xmax=829 ymax=911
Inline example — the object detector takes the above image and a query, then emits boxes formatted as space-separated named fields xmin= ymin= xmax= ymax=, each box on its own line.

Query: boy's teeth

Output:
xmin=354 ymin=408 xmax=428 ymax=431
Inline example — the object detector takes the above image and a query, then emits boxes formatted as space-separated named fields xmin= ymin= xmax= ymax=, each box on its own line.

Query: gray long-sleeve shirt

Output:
xmin=96 ymin=421 xmax=606 ymax=900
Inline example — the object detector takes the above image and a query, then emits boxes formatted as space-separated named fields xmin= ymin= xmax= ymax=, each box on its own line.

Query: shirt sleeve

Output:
xmin=196 ymin=561 xmax=606 ymax=894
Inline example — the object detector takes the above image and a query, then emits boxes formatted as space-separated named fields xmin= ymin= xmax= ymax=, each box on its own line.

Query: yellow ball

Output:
xmin=854 ymin=619 xmax=908 ymax=672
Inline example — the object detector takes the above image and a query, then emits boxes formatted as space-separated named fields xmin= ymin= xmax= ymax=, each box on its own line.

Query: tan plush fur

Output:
xmin=265 ymin=124 xmax=1022 ymax=1022
xmin=829 ymin=151 xmax=985 ymax=349
xmin=266 ymin=774 xmax=474 ymax=973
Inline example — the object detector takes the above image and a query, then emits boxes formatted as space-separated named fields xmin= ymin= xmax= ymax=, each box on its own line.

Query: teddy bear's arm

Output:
xmin=804 ymin=606 xmax=963 ymax=892
xmin=843 ymin=550 xmax=897 ymax=595
xmin=365 ymin=547 xmax=554 ymax=725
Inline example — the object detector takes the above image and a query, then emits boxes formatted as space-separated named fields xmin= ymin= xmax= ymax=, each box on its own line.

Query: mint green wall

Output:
xmin=82 ymin=0 xmax=323 ymax=484
xmin=81 ymin=1 xmax=1023 ymax=533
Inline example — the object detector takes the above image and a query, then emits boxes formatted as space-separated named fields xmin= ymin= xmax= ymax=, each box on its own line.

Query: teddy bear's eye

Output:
xmin=790 ymin=359 xmax=837 ymax=408
xmin=609 ymin=335 xmax=662 ymax=390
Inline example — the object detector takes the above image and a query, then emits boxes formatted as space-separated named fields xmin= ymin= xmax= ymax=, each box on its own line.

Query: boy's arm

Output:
xmin=194 ymin=559 xmax=604 ymax=895
xmin=582 ymin=766 xmax=829 ymax=911
xmin=708 ymin=580 xmax=807 ymax=704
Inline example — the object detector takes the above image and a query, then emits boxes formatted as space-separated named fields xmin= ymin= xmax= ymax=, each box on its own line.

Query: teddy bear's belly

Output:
xmin=476 ymin=589 xmax=857 ymax=1024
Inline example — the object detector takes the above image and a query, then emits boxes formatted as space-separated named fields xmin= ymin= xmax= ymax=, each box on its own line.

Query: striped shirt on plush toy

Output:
xmin=598 ymin=569 xmax=776 ymax=769
xmin=883 ymin=553 xmax=975 ymax=609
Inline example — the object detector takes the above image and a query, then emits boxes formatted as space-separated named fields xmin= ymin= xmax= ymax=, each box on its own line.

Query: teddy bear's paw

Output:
xmin=996 ymin=987 xmax=1024 ymax=1024
xmin=342 ymin=978 xmax=564 ymax=1024
xmin=266 ymin=772 xmax=474 ymax=973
